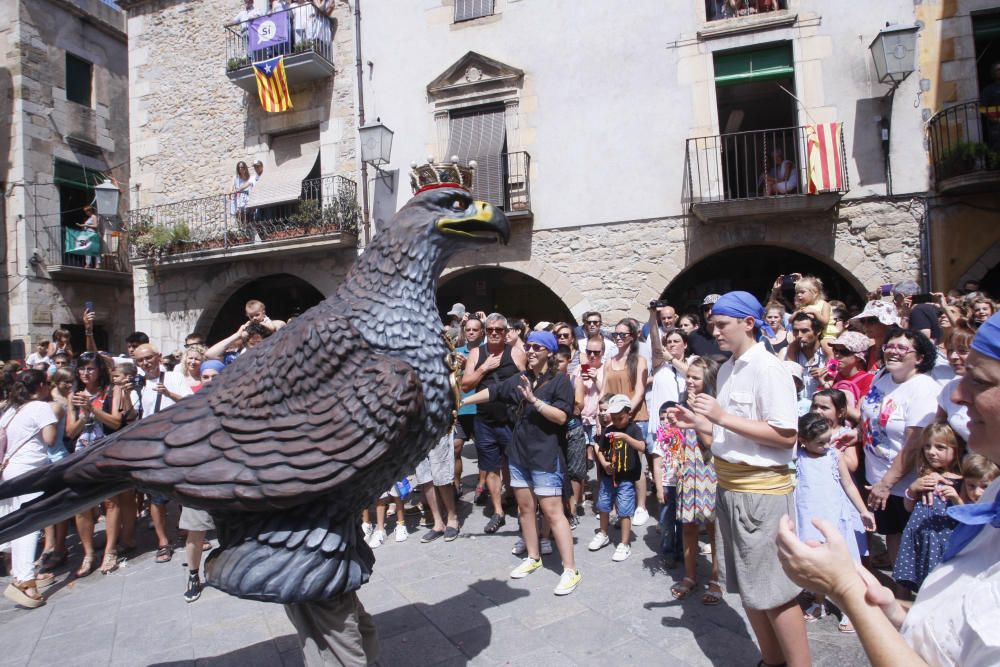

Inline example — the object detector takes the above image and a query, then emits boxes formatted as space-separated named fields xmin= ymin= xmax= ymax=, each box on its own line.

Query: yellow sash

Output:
xmin=715 ymin=457 xmax=795 ymax=495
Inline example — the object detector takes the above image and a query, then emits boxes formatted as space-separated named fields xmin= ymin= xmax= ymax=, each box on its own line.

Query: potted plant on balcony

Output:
xmin=132 ymin=223 xmax=191 ymax=262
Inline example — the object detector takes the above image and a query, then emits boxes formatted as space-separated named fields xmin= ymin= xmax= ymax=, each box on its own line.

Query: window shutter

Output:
xmin=455 ymin=0 xmax=495 ymax=22
xmin=447 ymin=108 xmax=506 ymax=208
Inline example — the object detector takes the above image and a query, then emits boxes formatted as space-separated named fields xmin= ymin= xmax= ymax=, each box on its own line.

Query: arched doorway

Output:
xmin=662 ymin=246 xmax=864 ymax=315
xmin=977 ymin=261 xmax=1000 ymax=299
xmin=206 ymin=274 xmax=326 ymax=343
xmin=438 ymin=268 xmax=575 ymax=326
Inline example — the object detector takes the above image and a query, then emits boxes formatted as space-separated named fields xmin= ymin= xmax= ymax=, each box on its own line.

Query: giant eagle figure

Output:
xmin=0 ymin=160 xmax=508 ymax=622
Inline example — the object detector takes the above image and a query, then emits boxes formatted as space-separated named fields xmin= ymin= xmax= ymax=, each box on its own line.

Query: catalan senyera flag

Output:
xmin=253 ymin=56 xmax=293 ymax=113
xmin=805 ymin=122 xmax=844 ymax=193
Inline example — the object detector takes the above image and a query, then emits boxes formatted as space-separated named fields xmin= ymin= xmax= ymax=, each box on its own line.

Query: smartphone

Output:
xmin=85 ymin=301 xmax=94 ymax=312
xmin=880 ymin=284 xmax=893 ymax=297
xmin=911 ymin=293 xmax=934 ymax=305
xmin=580 ymin=364 xmax=591 ymax=376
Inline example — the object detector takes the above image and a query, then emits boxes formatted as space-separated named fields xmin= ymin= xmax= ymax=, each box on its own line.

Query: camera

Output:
xmin=649 ymin=299 xmax=669 ymax=309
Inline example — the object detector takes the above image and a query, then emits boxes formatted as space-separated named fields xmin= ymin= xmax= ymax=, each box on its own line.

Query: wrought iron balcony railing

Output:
xmin=126 ymin=174 xmax=359 ymax=263
xmin=42 ymin=224 xmax=132 ymax=274
xmin=225 ymin=3 xmax=334 ymax=74
xmin=704 ymin=0 xmax=786 ymax=22
xmin=928 ymin=99 xmax=1000 ymax=192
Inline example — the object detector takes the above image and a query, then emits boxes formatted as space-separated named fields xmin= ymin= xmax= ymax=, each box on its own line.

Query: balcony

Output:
xmin=684 ymin=124 xmax=849 ymax=223
xmin=43 ymin=224 xmax=132 ymax=285
xmin=126 ymin=174 xmax=359 ymax=270
xmin=700 ymin=0 xmax=794 ymax=39
xmin=225 ymin=3 xmax=335 ymax=93
xmin=928 ymin=99 xmax=1000 ymax=195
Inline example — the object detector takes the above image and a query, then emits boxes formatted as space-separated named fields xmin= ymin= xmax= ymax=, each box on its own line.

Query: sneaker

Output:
xmin=554 ymin=568 xmax=582 ymax=596
xmin=511 ymin=539 xmax=526 ymax=556
xmin=184 ymin=576 xmax=202 ymax=603
xmin=612 ymin=543 xmax=631 ymax=562
xmin=362 ymin=522 xmax=373 ymax=539
xmin=394 ymin=524 xmax=408 ymax=543
xmin=510 ymin=557 xmax=542 ymax=579
xmin=540 ymin=539 xmax=553 ymax=556
xmin=633 ymin=506 xmax=650 ymax=526
xmin=366 ymin=529 xmax=386 ymax=549
xmin=568 ymin=515 xmax=580 ymax=530
xmin=588 ymin=532 xmax=610 ymax=551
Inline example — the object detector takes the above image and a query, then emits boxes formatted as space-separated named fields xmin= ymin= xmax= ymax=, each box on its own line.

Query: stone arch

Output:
xmin=194 ymin=270 xmax=326 ymax=343
xmin=439 ymin=261 xmax=586 ymax=324
xmin=956 ymin=240 xmax=1000 ymax=293
xmin=660 ymin=243 xmax=868 ymax=313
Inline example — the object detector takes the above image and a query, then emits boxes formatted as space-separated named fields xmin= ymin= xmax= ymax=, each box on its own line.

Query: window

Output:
xmin=447 ymin=106 xmax=507 ymax=207
xmin=454 ymin=0 xmax=495 ymax=23
xmin=705 ymin=0 xmax=786 ymax=22
xmin=54 ymin=159 xmax=104 ymax=266
xmin=66 ymin=53 xmax=93 ymax=106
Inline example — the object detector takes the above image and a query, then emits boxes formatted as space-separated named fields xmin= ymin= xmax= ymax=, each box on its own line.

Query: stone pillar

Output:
xmin=434 ymin=111 xmax=449 ymax=160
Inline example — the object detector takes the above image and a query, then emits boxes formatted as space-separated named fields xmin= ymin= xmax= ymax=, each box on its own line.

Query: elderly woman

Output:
xmin=462 ymin=331 xmax=581 ymax=596
xmin=778 ymin=311 xmax=1000 ymax=666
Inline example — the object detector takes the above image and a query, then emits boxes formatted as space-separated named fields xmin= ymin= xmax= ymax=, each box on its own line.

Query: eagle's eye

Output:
xmin=451 ymin=199 xmax=466 ymax=211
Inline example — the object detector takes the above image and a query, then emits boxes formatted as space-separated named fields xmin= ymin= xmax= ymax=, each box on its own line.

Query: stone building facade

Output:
xmin=121 ymin=0 xmax=996 ymax=352
xmin=0 ymin=0 xmax=132 ymax=357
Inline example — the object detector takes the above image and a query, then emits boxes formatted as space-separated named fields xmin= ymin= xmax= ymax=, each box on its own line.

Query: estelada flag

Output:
xmin=253 ymin=56 xmax=293 ymax=113
xmin=805 ymin=122 xmax=844 ymax=193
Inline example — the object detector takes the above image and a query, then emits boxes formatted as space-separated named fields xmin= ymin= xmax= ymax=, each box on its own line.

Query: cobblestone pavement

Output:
xmin=0 ymin=452 xmax=869 ymax=666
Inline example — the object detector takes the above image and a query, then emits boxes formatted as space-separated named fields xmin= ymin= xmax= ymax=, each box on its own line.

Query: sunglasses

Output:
xmin=556 ymin=332 xmax=572 ymax=338
xmin=611 ymin=332 xmax=630 ymax=339
xmin=485 ymin=327 xmax=506 ymax=334
xmin=525 ymin=343 xmax=549 ymax=352
xmin=585 ymin=350 xmax=602 ymax=356
xmin=831 ymin=348 xmax=853 ymax=357
xmin=585 ymin=320 xmax=601 ymax=326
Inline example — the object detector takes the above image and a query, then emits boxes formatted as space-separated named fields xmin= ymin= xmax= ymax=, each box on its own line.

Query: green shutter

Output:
xmin=714 ymin=44 xmax=794 ymax=87
xmin=53 ymin=160 xmax=105 ymax=190
xmin=972 ymin=13 xmax=1000 ymax=40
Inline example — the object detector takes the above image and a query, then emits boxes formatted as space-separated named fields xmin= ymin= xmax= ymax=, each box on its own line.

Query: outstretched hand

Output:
xmin=517 ymin=375 xmax=536 ymax=404
xmin=776 ymin=514 xmax=861 ymax=601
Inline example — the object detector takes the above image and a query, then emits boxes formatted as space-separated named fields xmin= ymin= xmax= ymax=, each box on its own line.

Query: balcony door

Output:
xmin=714 ymin=43 xmax=798 ymax=200
xmin=447 ymin=106 xmax=507 ymax=208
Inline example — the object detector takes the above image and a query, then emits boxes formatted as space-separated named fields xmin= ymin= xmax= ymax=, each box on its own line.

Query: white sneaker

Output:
xmin=366 ymin=529 xmax=386 ymax=549
xmin=588 ymin=532 xmax=610 ymax=551
xmin=540 ymin=539 xmax=553 ymax=556
xmin=633 ymin=506 xmax=650 ymax=526
xmin=553 ymin=568 xmax=582 ymax=595
xmin=511 ymin=539 xmax=526 ymax=556
xmin=510 ymin=557 xmax=542 ymax=579
xmin=362 ymin=522 xmax=373 ymax=539
xmin=394 ymin=524 xmax=408 ymax=543
xmin=612 ymin=543 xmax=631 ymax=562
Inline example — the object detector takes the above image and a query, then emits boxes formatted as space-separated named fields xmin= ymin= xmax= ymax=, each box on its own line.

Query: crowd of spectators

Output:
xmin=0 ymin=276 xmax=998 ymax=666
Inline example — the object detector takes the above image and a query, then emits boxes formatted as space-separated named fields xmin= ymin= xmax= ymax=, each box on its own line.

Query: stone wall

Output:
xmin=445 ymin=199 xmax=924 ymax=323
xmin=126 ymin=0 xmax=358 ymax=208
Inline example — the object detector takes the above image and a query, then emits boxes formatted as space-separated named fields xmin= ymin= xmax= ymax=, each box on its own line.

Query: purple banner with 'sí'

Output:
xmin=248 ymin=13 xmax=290 ymax=52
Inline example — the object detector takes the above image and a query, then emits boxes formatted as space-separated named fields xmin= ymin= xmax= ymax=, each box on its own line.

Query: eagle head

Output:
xmin=401 ymin=186 xmax=510 ymax=248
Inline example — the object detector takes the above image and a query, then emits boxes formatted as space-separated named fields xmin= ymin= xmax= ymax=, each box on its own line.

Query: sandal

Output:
xmin=155 ymin=545 xmax=173 ymax=563
xmin=702 ymin=580 xmax=723 ymax=606
xmin=803 ymin=601 xmax=826 ymax=622
xmin=3 ymin=579 xmax=45 ymax=608
xmin=838 ymin=616 xmax=856 ymax=634
xmin=670 ymin=576 xmax=697 ymax=600
xmin=35 ymin=572 xmax=57 ymax=590
xmin=39 ymin=550 xmax=66 ymax=573
xmin=100 ymin=552 xmax=119 ymax=575
xmin=75 ymin=554 xmax=97 ymax=578
xmin=483 ymin=513 xmax=506 ymax=534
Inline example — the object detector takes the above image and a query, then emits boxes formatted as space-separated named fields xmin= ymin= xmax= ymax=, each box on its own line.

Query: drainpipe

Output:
xmin=921 ymin=196 xmax=933 ymax=291
xmin=350 ymin=0 xmax=371 ymax=246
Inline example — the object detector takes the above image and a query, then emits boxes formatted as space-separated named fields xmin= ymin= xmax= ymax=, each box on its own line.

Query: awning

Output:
xmin=53 ymin=159 xmax=105 ymax=190
xmin=973 ymin=13 xmax=1000 ymax=40
xmin=246 ymin=130 xmax=320 ymax=207
xmin=714 ymin=44 xmax=794 ymax=87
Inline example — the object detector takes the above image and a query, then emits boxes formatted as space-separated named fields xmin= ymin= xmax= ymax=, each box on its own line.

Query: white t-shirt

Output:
xmin=796 ymin=345 xmax=828 ymax=398
xmin=25 ymin=353 xmax=51 ymax=367
xmin=712 ymin=341 xmax=799 ymax=467
xmin=901 ymin=477 xmax=1000 ymax=666
xmin=937 ymin=377 xmax=970 ymax=443
xmin=860 ymin=370 xmax=939 ymax=495
xmin=646 ymin=362 xmax=685 ymax=436
xmin=929 ymin=351 xmax=956 ymax=386
xmin=0 ymin=401 xmax=57 ymax=470
xmin=139 ymin=371 xmax=192 ymax=418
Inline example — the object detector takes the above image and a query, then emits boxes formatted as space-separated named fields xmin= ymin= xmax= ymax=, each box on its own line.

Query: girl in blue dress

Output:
xmin=795 ymin=412 xmax=875 ymax=632
xmin=893 ymin=423 xmax=965 ymax=594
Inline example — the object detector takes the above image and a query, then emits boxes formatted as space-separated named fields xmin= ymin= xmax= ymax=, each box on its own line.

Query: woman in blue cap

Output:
xmin=462 ymin=330 xmax=581 ymax=595
xmin=777 ymin=311 xmax=1000 ymax=666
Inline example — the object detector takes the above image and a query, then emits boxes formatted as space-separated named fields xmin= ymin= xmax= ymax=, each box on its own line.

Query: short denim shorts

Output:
xmin=595 ymin=476 xmax=636 ymax=518
xmin=508 ymin=460 xmax=564 ymax=497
